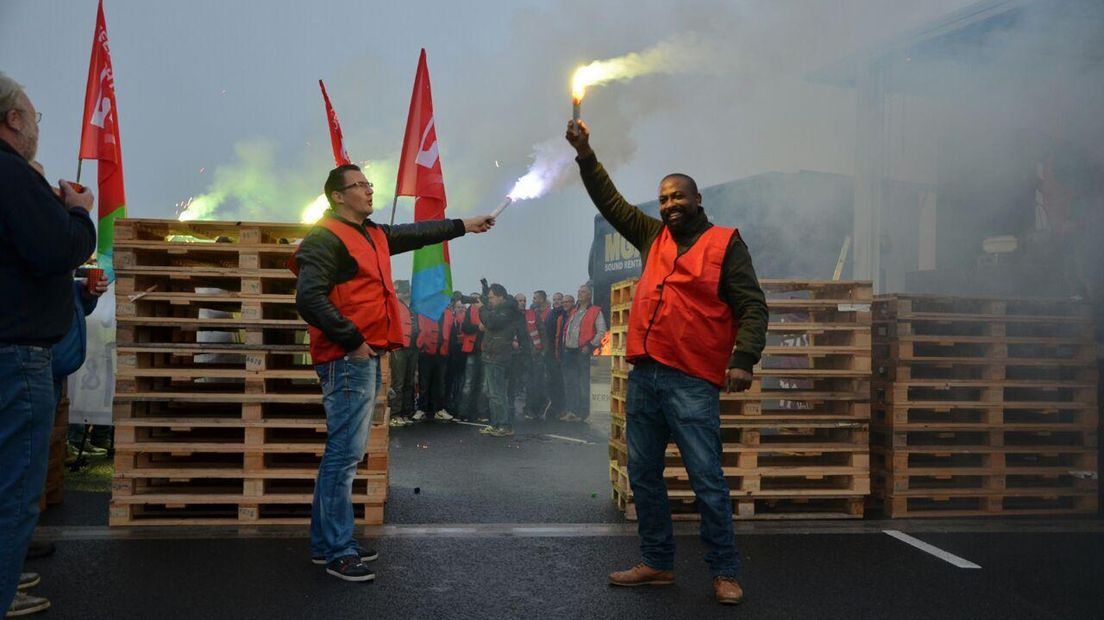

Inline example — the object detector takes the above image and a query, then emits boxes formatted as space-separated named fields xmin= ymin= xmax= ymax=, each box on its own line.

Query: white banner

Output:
xmin=67 ymin=287 xmax=116 ymax=427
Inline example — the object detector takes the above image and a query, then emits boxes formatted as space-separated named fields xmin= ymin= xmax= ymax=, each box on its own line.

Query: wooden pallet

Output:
xmin=875 ymin=294 xmax=1094 ymax=321
xmin=111 ymin=220 xmax=394 ymax=527
xmin=873 ymin=491 xmax=1098 ymax=518
xmin=873 ymin=402 xmax=1097 ymax=429
xmin=611 ymin=477 xmax=864 ymax=521
xmin=610 ymin=455 xmax=869 ymax=497
xmin=108 ymin=492 xmax=384 ymax=520
xmin=610 ymin=279 xmax=638 ymax=307
xmin=871 ymin=294 xmax=1099 ymax=518
xmin=115 ymin=218 xmax=310 ymax=244
xmin=607 ymin=278 xmax=873 ymax=520
xmin=871 ymin=426 xmax=1096 ymax=450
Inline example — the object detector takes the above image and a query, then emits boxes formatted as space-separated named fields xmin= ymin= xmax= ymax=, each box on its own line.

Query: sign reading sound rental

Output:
xmin=602 ymin=232 xmax=640 ymax=273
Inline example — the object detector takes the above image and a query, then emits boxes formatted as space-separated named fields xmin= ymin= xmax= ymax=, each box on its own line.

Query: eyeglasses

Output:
xmin=340 ymin=181 xmax=373 ymax=191
xmin=14 ymin=108 xmax=42 ymax=124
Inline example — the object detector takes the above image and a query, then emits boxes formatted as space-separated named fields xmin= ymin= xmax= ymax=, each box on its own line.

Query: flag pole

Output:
xmin=76 ymin=159 xmax=83 ymax=184
xmin=389 ymin=194 xmax=399 ymax=225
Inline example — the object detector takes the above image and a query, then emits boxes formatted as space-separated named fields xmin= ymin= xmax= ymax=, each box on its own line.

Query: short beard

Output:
xmin=662 ymin=207 xmax=696 ymax=234
xmin=19 ymin=134 xmax=37 ymax=162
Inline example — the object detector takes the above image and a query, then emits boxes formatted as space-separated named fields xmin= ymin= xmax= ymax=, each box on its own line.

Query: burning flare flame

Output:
xmin=571 ymin=35 xmax=716 ymax=104
xmin=301 ymin=194 xmax=328 ymax=223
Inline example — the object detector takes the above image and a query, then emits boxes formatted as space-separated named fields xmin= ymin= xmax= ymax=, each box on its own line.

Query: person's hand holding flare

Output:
xmin=565 ymin=119 xmax=593 ymax=159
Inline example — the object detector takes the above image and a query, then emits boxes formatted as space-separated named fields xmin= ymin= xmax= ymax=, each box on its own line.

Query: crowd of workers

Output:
xmin=386 ymin=280 xmax=607 ymax=437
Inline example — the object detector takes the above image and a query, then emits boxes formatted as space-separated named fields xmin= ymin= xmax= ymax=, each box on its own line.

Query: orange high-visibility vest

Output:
xmin=289 ymin=217 xmax=403 ymax=364
xmin=567 ymin=304 xmax=602 ymax=348
xmin=416 ymin=311 xmax=452 ymax=355
xmin=626 ymin=225 xmax=740 ymax=386
xmin=398 ymin=301 xmax=413 ymax=348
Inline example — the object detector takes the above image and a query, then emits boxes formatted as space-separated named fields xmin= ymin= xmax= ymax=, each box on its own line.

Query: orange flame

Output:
xmin=595 ymin=331 xmax=611 ymax=356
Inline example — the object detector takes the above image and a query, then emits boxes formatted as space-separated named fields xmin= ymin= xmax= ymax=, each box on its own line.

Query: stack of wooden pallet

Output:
xmin=109 ymin=218 xmax=390 ymax=526
xmin=871 ymin=294 xmax=1098 ymax=517
xmin=609 ymin=278 xmax=873 ymax=520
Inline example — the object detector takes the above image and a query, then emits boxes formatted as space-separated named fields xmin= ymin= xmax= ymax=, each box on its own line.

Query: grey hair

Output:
xmin=0 ymin=71 xmax=25 ymax=116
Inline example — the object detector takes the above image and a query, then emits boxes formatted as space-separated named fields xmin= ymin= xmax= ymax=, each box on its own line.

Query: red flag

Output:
xmin=79 ymin=0 xmax=126 ymax=277
xmin=395 ymin=49 xmax=446 ymax=208
xmin=319 ymin=79 xmax=351 ymax=166
xmin=395 ymin=49 xmax=451 ymax=320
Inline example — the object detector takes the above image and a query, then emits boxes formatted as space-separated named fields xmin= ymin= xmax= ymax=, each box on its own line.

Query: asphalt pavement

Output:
xmin=25 ymin=415 xmax=1104 ymax=619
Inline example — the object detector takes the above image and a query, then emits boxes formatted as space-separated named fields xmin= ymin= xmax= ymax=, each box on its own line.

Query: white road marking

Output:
xmin=884 ymin=530 xmax=981 ymax=569
xmin=540 ymin=433 xmax=594 ymax=445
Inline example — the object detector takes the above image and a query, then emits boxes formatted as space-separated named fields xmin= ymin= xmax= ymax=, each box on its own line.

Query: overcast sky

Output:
xmin=1 ymin=0 xmax=973 ymax=295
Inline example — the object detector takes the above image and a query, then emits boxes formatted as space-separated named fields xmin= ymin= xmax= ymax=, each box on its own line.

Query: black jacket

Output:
xmin=294 ymin=210 xmax=466 ymax=353
xmin=0 ymin=139 xmax=97 ymax=346
xmin=479 ymin=297 xmax=531 ymax=363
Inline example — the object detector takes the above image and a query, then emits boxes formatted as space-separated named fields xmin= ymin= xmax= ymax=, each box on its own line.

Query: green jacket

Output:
xmin=576 ymin=152 xmax=769 ymax=372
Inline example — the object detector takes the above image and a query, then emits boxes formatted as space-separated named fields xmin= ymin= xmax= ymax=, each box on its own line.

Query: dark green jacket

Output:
xmin=576 ymin=152 xmax=769 ymax=372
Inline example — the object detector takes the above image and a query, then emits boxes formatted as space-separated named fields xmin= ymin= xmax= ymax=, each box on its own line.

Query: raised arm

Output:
xmin=566 ymin=119 xmax=662 ymax=251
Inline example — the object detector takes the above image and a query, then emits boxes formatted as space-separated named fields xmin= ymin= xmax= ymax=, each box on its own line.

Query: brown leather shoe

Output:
xmin=713 ymin=576 xmax=745 ymax=605
xmin=608 ymin=563 xmax=675 ymax=587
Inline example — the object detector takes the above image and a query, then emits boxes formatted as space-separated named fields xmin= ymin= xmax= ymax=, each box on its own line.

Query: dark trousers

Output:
xmin=484 ymin=359 xmax=511 ymax=430
xmin=417 ymin=352 xmax=447 ymax=414
xmin=445 ymin=351 xmax=467 ymax=415
xmin=388 ymin=347 xmax=418 ymax=418
xmin=524 ymin=351 xmax=549 ymax=417
xmin=561 ymin=347 xmax=591 ymax=419
xmin=460 ymin=354 xmax=486 ymax=421
xmin=547 ymin=352 xmax=565 ymax=417
xmin=507 ymin=354 xmax=527 ymax=418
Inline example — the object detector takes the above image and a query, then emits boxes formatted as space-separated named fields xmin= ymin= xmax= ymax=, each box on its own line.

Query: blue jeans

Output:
xmin=460 ymin=354 xmax=485 ymax=421
xmin=310 ymin=355 xmax=378 ymax=563
xmin=0 ymin=345 xmax=55 ymax=610
xmin=482 ymin=360 xmax=510 ymax=430
xmin=626 ymin=360 xmax=740 ymax=578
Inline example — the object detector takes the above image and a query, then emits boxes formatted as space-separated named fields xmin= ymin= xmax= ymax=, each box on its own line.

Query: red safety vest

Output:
xmin=416 ymin=310 xmax=452 ymax=355
xmin=398 ymin=302 xmax=414 ymax=348
xmin=459 ymin=305 xmax=481 ymax=353
xmin=567 ymin=304 xmax=602 ymax=349
xmin=525 ymin=308 xmax=550 ymax=351
xmin=288 ymin=217 xmax=403 ymax=364
xmin=554 ymin=312 xmax=567 ymax=358
xmin=440 ymin=308 xmax=454 ymax=356
xmin=626 ymin=225 xmax=740 ymax=386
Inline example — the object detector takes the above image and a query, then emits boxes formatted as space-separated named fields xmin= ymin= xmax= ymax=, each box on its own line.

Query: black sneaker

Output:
xmin=7 ymin=592 xmax=50 ymax=617
xmin=313 ymin=546 xmax=378 ymax=566
xmin=325 ymin=555 xmax=375 ymax=582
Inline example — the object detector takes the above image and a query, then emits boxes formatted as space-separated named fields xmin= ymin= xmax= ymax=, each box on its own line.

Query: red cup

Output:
xmin=85 ymin=267 xmax=104 ymax=294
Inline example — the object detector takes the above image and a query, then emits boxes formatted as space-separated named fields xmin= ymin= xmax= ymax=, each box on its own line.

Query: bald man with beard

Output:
xmin=567 ymin=117 xmax=768 ymax=606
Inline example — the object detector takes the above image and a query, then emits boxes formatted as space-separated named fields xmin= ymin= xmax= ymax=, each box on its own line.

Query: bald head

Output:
xmin=661 ymin=173 xmax=698 ymax=195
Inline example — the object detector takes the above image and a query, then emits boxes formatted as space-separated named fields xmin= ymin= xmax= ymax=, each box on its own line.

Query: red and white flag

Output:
xmin=395 ymin=49 xmax=451 ymax=320
xmin=79 ymin=0 xmax=126 ymax=278
xmin=318 ymin=79 xmax=351 ymax=166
